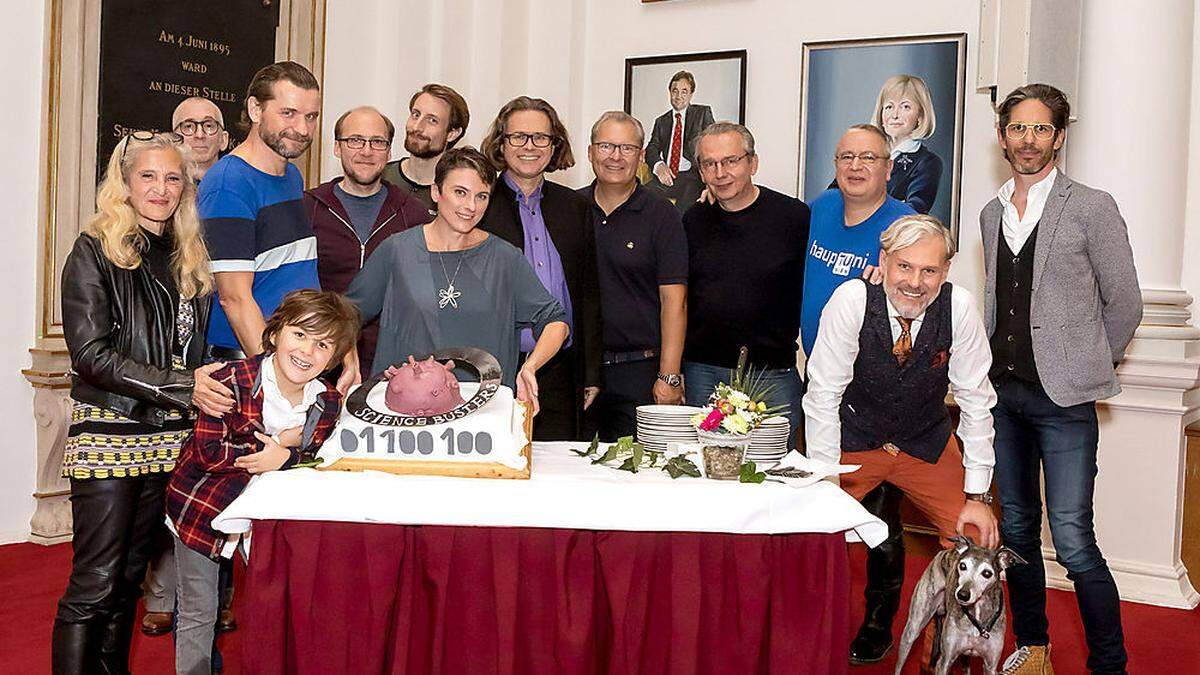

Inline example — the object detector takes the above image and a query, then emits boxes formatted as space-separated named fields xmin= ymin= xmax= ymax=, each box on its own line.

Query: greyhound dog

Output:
xmin=893 ymin=535 xmax=1025 ymax=675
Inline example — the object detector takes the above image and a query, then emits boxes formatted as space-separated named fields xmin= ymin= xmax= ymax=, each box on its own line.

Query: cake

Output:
xmin=316 ymin=348 xmax=532 ymax=479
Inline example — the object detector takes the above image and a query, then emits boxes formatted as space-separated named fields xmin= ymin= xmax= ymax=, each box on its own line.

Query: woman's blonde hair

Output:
xmin=872 ymin=74 xmax=937 ymax=141
xmin=87 ymin=134 xmax=213 ymax=299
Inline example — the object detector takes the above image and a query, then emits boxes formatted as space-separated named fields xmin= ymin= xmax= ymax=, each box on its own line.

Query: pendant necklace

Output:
xmin=436 ymin=244 xmax=465 ymax=310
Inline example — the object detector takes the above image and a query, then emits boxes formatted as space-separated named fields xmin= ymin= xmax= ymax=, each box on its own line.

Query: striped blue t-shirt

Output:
xmin=199 ymin=155 xmax=320 ymax=349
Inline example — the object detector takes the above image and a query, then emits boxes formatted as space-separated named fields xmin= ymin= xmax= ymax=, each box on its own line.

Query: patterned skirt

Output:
xmin=62 ymin=402 xmax=194 ymax=479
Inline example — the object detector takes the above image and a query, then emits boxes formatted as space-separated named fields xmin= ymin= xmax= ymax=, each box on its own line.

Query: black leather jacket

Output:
xmin=61 ymin=233 xmax=211 ymax=426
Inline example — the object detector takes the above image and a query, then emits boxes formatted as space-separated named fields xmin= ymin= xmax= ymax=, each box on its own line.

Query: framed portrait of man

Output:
xmin=799 ymin=34 xmax=966 ymax=236
xmin=624 ymin=50 xmax=747 ymax=213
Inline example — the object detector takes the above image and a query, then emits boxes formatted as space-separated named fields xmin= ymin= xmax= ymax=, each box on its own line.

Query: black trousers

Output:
xmin=528 ymin=346 xmax=582 ymax=441
xmin=584 ymin=359 xmax=658 ymax=442
xmin=52 ymin=473 xmax=170 ymax=674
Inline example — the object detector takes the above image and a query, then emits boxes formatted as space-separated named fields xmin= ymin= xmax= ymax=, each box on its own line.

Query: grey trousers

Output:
xmin=173 ymin=533 xmax=219 ymax=675
xmin=143 ymin=526 xmax=176 ymax=612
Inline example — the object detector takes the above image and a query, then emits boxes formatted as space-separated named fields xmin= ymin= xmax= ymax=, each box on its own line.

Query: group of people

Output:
xmin=50 ymin=55 xmax=1139 ymax=675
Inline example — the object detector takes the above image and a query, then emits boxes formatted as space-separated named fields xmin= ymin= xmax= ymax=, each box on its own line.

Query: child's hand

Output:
xmin=275 ymin=426 xmax=303 ymax=448
xmin=235 ymin=432 xmax=292 ymax=474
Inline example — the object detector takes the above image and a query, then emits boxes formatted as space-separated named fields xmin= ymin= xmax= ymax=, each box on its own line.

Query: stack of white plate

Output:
xmin=635 ymin=404 xmax=704 ymax=453
xmin=747 ymin=416 xmax=791 ymax=466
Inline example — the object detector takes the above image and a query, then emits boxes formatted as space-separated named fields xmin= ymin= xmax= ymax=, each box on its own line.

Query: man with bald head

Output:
xmin=172 ymin=96 xmax=229 ymax=180
xmin=306 ymin=105 xmax=433 ymax=373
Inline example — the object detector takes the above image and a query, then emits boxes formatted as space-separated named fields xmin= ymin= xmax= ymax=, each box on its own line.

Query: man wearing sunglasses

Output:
xmin=578 ymin=111 xmax=687 ymax=440
xmin=171 ymin=96 xmax=230 ymax=180
xmin=305 ymin=106 xmax=433 ymax=374
xmin=985 ymin=84 xmax=1140 ymax=675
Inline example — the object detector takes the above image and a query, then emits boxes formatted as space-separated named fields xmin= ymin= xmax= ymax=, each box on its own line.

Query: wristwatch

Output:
xmin=656 ymin=373 xmax=682 ymax=388
xmin=965 ymin=491 xmax=994 ymax=505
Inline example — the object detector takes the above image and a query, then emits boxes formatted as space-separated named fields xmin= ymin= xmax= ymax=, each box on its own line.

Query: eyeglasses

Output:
xmin=120 ymin=130 xmax=184 ymax=165
xmin=592 ymin=141 xmax=641 ymax=157
xmin=835 ymin=152 xmax=885 ymax=166
xmin=174 ymin=118 xmax=223 ymax=137
xmin=337 ymin=136 xmax=392 ymax=151
xmin=698 ymin=153 xmax=750 ymax=173
xmin=1004 ymin=122 xmax=1057 ymax=140
xmin=504 ymin=132 xmax=556 ymax=148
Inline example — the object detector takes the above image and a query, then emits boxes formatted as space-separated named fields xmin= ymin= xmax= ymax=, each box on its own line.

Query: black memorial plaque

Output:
xmin=96 ymin=0 xmax=280 ymax=179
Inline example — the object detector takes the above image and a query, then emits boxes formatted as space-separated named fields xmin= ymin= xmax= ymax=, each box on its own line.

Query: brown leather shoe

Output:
xmin=217 ymin=607 xmax=237 ymax=633
xmin=140 ymin=611 xmax=173 ymax=637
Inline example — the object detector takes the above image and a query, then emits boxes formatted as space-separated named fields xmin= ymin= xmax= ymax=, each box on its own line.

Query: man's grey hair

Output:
xmin=844 ymin=123 xmax=892 ymax=156
xmin=589 ymin=111 xmax=645 ymax=147
xmin=880 ymin=214 xmax=955 ymax=261
xmin=693 ymin=121 xmax=755 ymax=161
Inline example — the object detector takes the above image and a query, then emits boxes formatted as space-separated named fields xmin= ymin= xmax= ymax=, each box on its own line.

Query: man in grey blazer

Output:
xmin=644 ymin=70 xmax=716 ymax=214
xmin=983 ymin=84 xmax=1140 ymax=675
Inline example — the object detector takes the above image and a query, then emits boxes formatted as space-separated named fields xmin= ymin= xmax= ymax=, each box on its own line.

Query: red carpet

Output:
xmin=1 ymin=537 xmax=1197 ymax=673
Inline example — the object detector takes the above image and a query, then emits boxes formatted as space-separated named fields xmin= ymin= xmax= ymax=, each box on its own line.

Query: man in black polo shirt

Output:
xmin=683 ymin=122 xmax=810 ymax=444
xmin=579 ymin=111 xmax=688 ymax=440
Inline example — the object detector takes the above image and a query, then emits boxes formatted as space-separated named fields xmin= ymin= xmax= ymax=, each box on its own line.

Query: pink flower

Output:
xmin=699 ymin=408 xmax=725 ymax=431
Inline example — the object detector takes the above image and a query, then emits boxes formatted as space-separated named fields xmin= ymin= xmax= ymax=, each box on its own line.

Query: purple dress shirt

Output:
xmin=504 ymin=172 xmax=574 ymax=352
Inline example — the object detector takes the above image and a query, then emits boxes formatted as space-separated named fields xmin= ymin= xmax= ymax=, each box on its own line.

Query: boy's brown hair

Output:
xmin=261 ymin=289 xmax=361 ymax=370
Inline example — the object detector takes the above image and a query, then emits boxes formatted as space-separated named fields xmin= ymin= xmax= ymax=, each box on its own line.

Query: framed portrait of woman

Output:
xmin=799 ymin=34 xmax=966 ymax=237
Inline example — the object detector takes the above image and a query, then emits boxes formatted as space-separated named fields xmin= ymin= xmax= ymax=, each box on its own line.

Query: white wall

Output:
xmin=0 ymin=1 xmax=47 ymax=543
xmin=320 ymin=0 xmax=1013 ymax=299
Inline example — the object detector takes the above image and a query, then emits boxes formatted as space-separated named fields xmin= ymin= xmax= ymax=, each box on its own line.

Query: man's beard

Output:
xmin=1005 ymin=142 xmax=1055 ymax=175
xmin=404 ymin=132 xmax=445 ymax=159
xmin=260 ymin=126 xmax=311 ymax=159
xmin=345 ymin=163 xmax=385 ymax=187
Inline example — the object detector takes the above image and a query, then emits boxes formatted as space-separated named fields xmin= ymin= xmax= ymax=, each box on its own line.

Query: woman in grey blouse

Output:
xmin=347 ymin=147 xmax=569 ymax=414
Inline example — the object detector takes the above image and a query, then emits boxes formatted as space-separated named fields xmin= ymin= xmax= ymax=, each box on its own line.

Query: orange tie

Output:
xmin=893 ymin=316 xmax=913 ymax=366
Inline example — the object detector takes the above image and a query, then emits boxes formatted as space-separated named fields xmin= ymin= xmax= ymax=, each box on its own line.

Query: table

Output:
xmin=214 ymin=443 xmax=886 ymax=674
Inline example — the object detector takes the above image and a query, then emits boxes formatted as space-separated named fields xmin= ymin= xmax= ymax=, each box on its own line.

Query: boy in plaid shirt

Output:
xmin=167 ymin=289 xmax=360 ymax=673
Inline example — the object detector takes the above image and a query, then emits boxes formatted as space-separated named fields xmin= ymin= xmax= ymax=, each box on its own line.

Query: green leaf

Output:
xmin=591 ymin=444 xmax=622 ymax=465
xmin=739 ymin=461 xmax=766 ymax=484
xmin=618 ymin=456 xmax=639 ymax=473
xmin=663 ymin=455 xmax=701 ymax=479
xmin=572 ymin=434 xmax=602 ymax=457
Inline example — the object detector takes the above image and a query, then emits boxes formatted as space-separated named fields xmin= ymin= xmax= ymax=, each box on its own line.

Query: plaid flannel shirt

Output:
xmin=166 ymin=354 xmax=342 ymax=559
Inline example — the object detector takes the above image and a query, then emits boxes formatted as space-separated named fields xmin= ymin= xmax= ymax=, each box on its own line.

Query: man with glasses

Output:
xmin=172 ymin=96 xmax=229 ymax=180
xmin=578 ymin=111 xmax=687 ymax=440
xmin=644 ymin=70 xmax=715 ymax=213
xmin=306 ymin=106 xmax=433 ymax=374
xmin=985 ymin=84 xmax=1140 ymax=675
xmin=802 ymin=123 xmax=915 ymax=666
xmin=682 ymin=122 xmax=809 ymax=442
xmin=382 ymin=83 xmax=470 ymax=213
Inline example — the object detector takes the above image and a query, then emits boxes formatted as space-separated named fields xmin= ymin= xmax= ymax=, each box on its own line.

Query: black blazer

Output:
xmin=644 ymin=104 xmax=716 ymax=169
xmin=478 ymin=177 xmax=603 ymax=389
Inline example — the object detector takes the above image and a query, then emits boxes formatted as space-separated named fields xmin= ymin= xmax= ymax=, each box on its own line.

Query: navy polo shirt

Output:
xmin=578 ymin=182 xmax=688 ymax=353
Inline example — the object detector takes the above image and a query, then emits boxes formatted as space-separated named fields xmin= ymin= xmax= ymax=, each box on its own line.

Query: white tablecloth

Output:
xmin=212 ymin=442 xmax=887 ymax=546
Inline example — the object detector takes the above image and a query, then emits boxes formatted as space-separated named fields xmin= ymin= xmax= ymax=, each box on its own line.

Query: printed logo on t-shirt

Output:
xmin=809 ymin=238 xmax=869 ymax=277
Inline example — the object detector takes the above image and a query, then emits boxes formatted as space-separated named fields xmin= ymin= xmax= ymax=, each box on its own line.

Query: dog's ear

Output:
xmin=950 ymin=534 xmax=972 ymax=554
xmin=996 ymin=547 xmax=1027 ymax=570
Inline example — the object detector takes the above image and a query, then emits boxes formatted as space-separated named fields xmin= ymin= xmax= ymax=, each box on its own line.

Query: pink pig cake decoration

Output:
xmin=381 ymin=355 xmax=466 ymax=416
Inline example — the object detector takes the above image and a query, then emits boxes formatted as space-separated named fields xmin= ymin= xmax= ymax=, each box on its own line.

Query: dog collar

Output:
xmin=966 ymin=587 xmax=1004 ymax=639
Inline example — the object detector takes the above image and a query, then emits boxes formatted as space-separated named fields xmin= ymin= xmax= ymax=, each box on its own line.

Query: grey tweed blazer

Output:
xmin=980 ymin=171 xmax=1142 ymax=407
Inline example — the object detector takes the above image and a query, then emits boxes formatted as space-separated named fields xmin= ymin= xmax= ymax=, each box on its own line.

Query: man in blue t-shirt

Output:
xmin=801 ymin=124 xmax=916 ymax=666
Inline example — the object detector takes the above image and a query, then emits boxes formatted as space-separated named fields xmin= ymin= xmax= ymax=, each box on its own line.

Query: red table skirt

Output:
xmin=241 ymin=520 xmax=851 ymax=675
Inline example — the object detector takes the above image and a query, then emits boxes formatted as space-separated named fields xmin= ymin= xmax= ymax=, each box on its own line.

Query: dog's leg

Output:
xmin=893 ymin=555 xmax=947 ymax=675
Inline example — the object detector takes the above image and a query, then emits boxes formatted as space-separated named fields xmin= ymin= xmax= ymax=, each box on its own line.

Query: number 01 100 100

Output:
xmin=339 ymin=427 xmax=493 ymax=456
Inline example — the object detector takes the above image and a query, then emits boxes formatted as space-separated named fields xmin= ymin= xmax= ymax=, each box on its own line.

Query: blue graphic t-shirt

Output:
xmin=800 ymin=189 xmax=914 ymax=356
xmin=199 ymin=155 xmax=320 ymax=349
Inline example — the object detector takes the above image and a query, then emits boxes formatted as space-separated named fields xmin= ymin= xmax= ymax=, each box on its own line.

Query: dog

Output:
xmin=893 ymin=535 xmax=1025 ymax=675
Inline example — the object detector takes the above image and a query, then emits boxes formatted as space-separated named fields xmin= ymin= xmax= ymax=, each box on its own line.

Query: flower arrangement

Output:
xmin=690 ymin=348 xmax=786 ymax=437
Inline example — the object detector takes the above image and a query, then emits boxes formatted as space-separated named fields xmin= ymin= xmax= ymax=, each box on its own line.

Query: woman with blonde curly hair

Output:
xmin=51 ymin=132 xmax=214 ymax=673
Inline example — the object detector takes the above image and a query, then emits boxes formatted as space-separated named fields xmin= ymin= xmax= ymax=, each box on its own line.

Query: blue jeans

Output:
xmin=683 ymin=361 xmax=804 ymax=449
xmin=992 ymin=376 xmax=1127 ymax=674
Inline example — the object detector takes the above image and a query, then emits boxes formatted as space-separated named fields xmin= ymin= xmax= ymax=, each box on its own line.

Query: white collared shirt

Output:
xmin=653 ymin=106 xmax=692 ymax=174
xmin=890 ymin=138 xmax=921 ymax=159
xmin=997 ymin=167 xmax=1058 ymax=253
xmin=803 ymin=281 xmax=997 ymax=493
xmin=260 ymin=354 xmax=325 ymax=436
